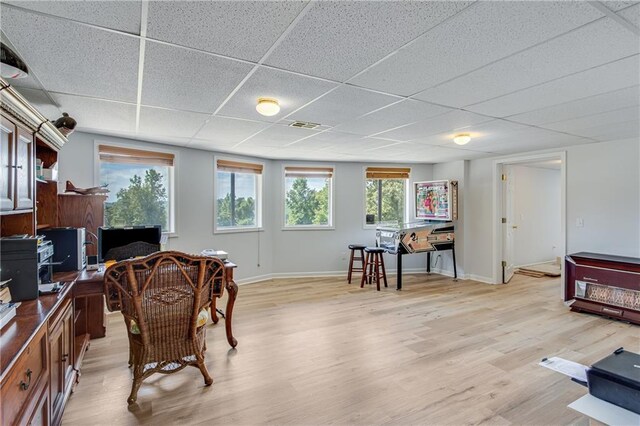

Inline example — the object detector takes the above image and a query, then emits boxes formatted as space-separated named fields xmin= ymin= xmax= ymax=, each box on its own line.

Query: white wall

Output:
xmin=566 ymin=138 xmax=640 ymax=256
xmin=464 ymin=138 xmax=640 ymax=282
xmin=509 ymin=164 xmax=561 ymax=266
xmin=58 ymin=132 xmax=432 ymax=281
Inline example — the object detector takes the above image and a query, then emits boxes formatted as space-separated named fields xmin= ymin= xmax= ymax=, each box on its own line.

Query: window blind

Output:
xmin=99 ymin=145 xmax=174 ymax=167
xmin=284 ymin=166 xmax=333 ymax=179
xmin=365 ymin=167 xmax=410 ymax=179
xmin=217 ymin=159 xmax=263 ymax=174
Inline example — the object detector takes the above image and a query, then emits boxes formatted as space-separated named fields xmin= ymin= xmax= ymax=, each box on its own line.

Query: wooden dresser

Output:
xmin=565 ymin=252 xmax=640 ymax=324
xmin=0 ymin=281 xmax=75 ymax=425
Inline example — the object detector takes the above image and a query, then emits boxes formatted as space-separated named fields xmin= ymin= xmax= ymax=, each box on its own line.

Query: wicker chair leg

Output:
xmin=197 ymin=359 xmax=213 ymax=386
xmin=127 ymin=375 xmax=143 ymax=404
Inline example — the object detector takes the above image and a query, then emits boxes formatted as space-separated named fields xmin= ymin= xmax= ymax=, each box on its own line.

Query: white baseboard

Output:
xmin=467 ymin=274 xmax=496 ymax=284
xmin=236 ymin=268 xmax=461 ymax=286
xmin=515 ymin=259 xmax=557 ymax=268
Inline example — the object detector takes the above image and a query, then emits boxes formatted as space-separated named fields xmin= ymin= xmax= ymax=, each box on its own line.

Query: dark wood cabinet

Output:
xmin=57 ymin=194 xmax=106 ymax=256
xmin=565 ymin=252 xmax=640 ymax=324
xmin=48 ymin=300 xmax=74 ymax=425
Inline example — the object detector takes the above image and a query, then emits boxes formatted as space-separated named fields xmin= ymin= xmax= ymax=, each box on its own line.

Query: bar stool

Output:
xmin=347 ymin=244 xmax=366 ymax=284
xmin=361 ymin=247 xmax=388 ymax=291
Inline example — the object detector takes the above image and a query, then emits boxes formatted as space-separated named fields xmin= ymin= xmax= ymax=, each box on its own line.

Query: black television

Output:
xmin=98 ymin=225 xmax=162 ymax=262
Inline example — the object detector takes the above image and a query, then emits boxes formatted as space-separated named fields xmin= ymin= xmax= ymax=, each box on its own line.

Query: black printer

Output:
xmin=587 ymin=348 xmax=640 ymax=414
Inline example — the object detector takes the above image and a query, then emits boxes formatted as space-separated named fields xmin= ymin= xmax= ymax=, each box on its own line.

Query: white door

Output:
xmin=502 ymin=165 xmax=516 ymax=283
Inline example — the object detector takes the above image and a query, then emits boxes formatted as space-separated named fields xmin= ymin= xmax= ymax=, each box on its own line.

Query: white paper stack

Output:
xmin=0 ymin=302 xmax=17 ymax=329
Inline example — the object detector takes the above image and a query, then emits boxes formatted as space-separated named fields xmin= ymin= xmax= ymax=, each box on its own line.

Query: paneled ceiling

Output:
xmin=1 ymin=1 xmax=638 ymax=163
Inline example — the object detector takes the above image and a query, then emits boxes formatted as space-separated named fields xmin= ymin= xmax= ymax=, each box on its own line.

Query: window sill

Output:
xmin=214 ymin=227 xmax=264 ymax=235
xmin=281 ymin=226 xmax=335 ymax=231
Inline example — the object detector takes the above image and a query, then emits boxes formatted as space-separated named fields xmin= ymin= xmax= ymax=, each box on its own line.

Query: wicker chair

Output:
xmin=103 ymin=251 xmax=226 ymax=404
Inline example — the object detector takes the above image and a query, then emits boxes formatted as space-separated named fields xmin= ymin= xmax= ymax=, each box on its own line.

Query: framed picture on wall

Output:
xmin=414 ymin=180 xmax=456 ymax=221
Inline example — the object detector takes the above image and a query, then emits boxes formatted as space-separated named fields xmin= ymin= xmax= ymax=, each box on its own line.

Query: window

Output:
xmin=215 ymin=158 xmax=262 ymax=231
xmin=98 ymin=144 xmax=175 ymax=232
xmin=365 ymin=167 xmax=409 ymax=226
xmin=284 ymin=166 xmax=334 ymax=228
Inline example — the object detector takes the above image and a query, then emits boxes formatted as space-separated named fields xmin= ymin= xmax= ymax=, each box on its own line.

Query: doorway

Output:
xmin=492 ymin=152 xmax=566 ymax=289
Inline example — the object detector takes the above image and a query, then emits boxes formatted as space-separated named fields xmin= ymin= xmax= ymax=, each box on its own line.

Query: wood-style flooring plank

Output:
xmin=62 ymin=274 xmax=638 ymax=425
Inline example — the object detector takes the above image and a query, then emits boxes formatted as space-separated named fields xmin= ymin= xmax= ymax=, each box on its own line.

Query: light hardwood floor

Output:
xmin=62 ymin=274 xmax=638 ymax=425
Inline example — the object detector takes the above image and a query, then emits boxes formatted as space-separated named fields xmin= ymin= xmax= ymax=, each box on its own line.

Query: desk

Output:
xmin=55 ymin=260 xmax=239 ymax=348
xmin=568 ymin=394 xmax=640 ymax=426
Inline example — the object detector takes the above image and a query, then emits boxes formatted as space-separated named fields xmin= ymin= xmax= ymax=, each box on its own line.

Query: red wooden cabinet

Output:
xmin=565 ymin=252 xmax=640 ymax=324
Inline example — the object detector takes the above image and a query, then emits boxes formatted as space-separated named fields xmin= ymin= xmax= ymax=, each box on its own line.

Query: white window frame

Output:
xmin=94 ymin=140 xmax=177 ymax=236
xmin=213 ymin=155 xmax=264 ymax=234
xmin=282 ymin=163 xmax=335 ymax=231
xmin=362 ymin=166 xmax=411 ymax=229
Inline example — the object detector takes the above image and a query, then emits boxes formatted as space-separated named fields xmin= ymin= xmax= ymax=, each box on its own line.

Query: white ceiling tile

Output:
xmin=14 ymin=87 xmax=61 ymax=120
xmin=194 ymin=117 xmax=270 ymax=146
xmin=380 ymin=144 xmax=490 ymax=162
xmin=414 ymin=18 xmax=639 ymax=108
xmin=265 ymin=1 xmax=472 ymax=82
xmin=147 ymin=1 xmax=306 ymax=62
xmin=138 ymin=106 xmax=209 ymax=139
xmin=541 ymin=106 xmax=639 ymax=134
xmin=466 ymin=127 xmax=592 ymax=153
xmin=410 ymin=119 xmax=531 ymax=148
xmin=290 ymin=85 xmax=398 ymax=127
xmin=334 ymin=99 xmax=452 ymax=136
xmin=618 ymin=3 xmax=640 ymax=27
xmin=240 ymin=124 xmax=320 ymax=149
xmin=467 ymin=55 xmax=640 ymax=117
xmin=49 ymin=93 xmax=136 ymax=134
xmin=141 ymin=41 xmax=254 ymax=113
xmin=575 ymin=119 xmax=640 ymax=140
xmin=604 ymin=1 xmax=640 ymax=12
xmin=376 ymin=110 xmax=494 ymax=142
xmin=4 ymin=1 xmax=142 ymax=34
xmin=218 ymin=67 xmax=337 ymax=123
xmin=508 ymin=86 xmax=640 ymax=125
xmin=290 ymin=130 xmax=366 ymax=151
xmin=350 ymin=1 xmax=602 ymax=96
xmin=1 ymin=7 xmax=139 ymax=102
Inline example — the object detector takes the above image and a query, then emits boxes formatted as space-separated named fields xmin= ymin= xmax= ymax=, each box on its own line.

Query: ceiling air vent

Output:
xmin=289 ymin=121 xmax=320 ymax=129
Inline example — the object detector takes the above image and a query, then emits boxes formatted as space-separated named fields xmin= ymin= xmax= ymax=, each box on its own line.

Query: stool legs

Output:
xmin=348 ymin=249 xmax=355 ymax=283
xmin=348 ymin=248 xmax=365 ymax=284
xmin=360 ymin=251 xmax=370 ymax=288
xmin=361 ymin=252 xmax=388 ymax=291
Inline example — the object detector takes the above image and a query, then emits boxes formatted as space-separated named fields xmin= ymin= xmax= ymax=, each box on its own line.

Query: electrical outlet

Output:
xmin=576 ymin=217 xmax=584 ymax=228
xmin=341 ymin=252 xmax=347 ymax=261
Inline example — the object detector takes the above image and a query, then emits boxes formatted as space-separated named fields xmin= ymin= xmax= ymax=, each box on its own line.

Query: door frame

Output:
xmin=492 ymin=151 xmax=567 ymax=292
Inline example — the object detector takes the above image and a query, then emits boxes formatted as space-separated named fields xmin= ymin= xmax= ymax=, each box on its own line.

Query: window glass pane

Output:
xmin=381 ymin=179 xmax=405 ymax=225
xmin=101 ymin=162 xmax=170 ymax=231
xmin=365 ymin=179 xmax=379 ymax=224
xmin=234 ymin=172 xmax=257 ymax=227
xmin=365 ymin=178 xmax=405 ymax=225
xmin=285 ymin=176 xmax=330 ymax=226
xmin=216 ymin=171 xmax=258 ymax=229
xmin=216 ymin=171 xmax=232 ymax=228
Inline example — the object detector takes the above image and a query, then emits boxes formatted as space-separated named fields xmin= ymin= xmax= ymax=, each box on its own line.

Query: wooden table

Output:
xmin=54 ymin=260 xmax=239 ymax=347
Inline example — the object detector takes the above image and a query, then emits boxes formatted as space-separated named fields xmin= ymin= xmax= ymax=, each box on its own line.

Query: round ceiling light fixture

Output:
xmin=453 ymin=133 xmax=471 ymax=145
xmin=0 ymin=43 xmax=29 ymax=79
xmin=256 ymin=97 xmax=280 ymax=116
